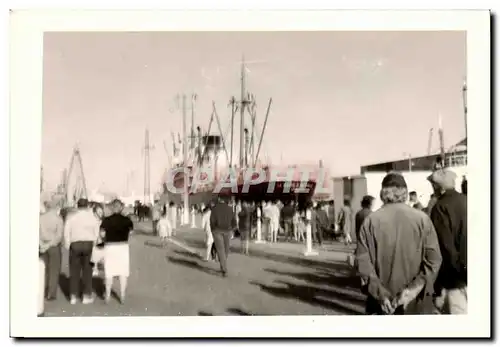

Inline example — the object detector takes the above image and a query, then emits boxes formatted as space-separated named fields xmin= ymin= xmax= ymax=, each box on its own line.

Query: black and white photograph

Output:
xmin=9 ymin=9 xmax=490 ymax=338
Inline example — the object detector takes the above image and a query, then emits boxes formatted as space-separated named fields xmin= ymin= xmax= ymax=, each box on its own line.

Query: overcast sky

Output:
xmin=41 ymin=31 xmax=466 ymax=195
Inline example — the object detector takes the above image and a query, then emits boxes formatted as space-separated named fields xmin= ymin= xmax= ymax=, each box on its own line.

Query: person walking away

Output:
xmin=309 ymin=201 xmax=318 ymax=244
xmin=269 ymin=200 xmax=281 ymax=243
xmin=355 ymin=172 xmax=442 ymax=315
xmin=64 ymin=198 xmax=101 ymax=304
xmin=355 ymin=195 xmax=374 ymax=243
xmin=327 ymin=200 xmax=336 ymax=237
xmin=234 ymin=200 xmax=242 ymax=239
xmin=250 ymin=201 xmax=258 ymax=240
xmin=151 ymin=200 xmax=162 ymax=236
xmin=210 ymin=196 xmax=237 ymax=277
xmin=201 ymin=205 xmax=214 ymax=261
xmin=39 ymin=199 xmax=64 ymax=301
xmin=409 ymin=191 xmax=425 ymax=211
xmin=314 ymin=202 xmax=329 ymax=246
xmin=238 ymin=201 xmax=252 ymax=255
xmin=262 ymin=201 xmax=272 ymax=242
xmin=100 ymin=199 xmax=134 ymax=304
xmin=281 ymin=201 xmax=295 ymax=242
xmin=292 ymin=202 xmax=301 ymax=242
xmin=157 ymin=206 xmax=172 ymax=247
xmin=337 ymin=198 xmax=353 ymax=245
xmin=90 ymin=204 xmax=105 ymax=277
xmin=428 ymin=169 xmax=468 ymax=314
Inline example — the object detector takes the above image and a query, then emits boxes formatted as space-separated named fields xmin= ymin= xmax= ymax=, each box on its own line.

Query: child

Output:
xmin=157 ymin=206 xmax=172 ymax=246
xmin=91 ymin=204 xmax=105 ymax=277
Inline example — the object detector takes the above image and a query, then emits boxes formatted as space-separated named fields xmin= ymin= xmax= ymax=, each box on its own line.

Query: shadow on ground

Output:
xmin=227 ymin=307 xmax=255 ymax=316
xmin=58 ymin=274 xmax=108 ymax=300
xmin=166 ymin=256 xmax=222 ymax=277
xmin=264 ymin=268 xmax=360 ymax=290
xmin=177 ymin=237 xmax=350 ymax=270
xmin=250 ymin=280 xmax=365 ymax=315
xmin=197 ymin=308 xmax=256 ymax=316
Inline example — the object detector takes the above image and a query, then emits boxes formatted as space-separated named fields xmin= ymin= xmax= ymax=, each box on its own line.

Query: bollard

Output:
xmin=182 ymin=207 xmax=189 ymax=226
xmin=255 ymin=205 xmax=265 ymax=243
xmin=38 ymin=256 xmax=45 ymax=316
xmin=303 ymin=208 xmax=318 ymax=256
xmin=190 ymin=207 xmax=196 ymax=228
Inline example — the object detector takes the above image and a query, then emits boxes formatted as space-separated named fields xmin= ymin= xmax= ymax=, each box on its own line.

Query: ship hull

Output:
xmin=160 ymin=179 xmax=317 ymax=207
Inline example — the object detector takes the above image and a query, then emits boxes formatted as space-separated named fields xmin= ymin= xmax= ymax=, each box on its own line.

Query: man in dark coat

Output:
xmin=210 ymin=196 xmax=237 ymax=277
xmin=356 ymin=172 xmax=442 ymax=315
xmin=355 ymin=195 xmax=374 ymax=242
xmin=428 ymin=169 xmax=467 ymax=314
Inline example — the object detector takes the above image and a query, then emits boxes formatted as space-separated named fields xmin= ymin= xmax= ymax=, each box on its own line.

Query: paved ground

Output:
xmin=43 ymin=221 xmax=366 ymax=316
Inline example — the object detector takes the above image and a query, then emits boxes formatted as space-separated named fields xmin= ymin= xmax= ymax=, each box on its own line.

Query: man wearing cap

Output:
xmin=428 ymin=169 xmax=467 ymax=314
xmin=355 ymin=172 xmax=442 ymax=315
xmin=39 ymin=199 xmax=64 ymax=301
xmin=337 ymin=197 xmax=353 ymax=245
xmin=64 ymin=198 xmax=101 ymax=304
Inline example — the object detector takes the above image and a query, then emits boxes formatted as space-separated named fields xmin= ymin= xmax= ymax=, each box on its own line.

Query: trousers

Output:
xmin=434 ymin=287 xmax=468 ymax=314
xmin=212 ymin=230 xmax=231 ymax=273
xmin=38 ymin=257 xmax=45 ymax=315
xmin=43 ymin=244 xmax=61 ymax=299
xmin=69 ymin=241 xmax=94 ymax=297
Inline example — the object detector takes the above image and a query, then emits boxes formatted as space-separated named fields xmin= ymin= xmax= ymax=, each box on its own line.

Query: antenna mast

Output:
xmin=427 ymin=128 xmax=434 ymax=156
xmin=229 ymin=96 xmax=237 ymax=167
xmin=143 ymin=129 xmax=153 ymax=205
xmin=438 ymin=114 xmax=445 ymax=166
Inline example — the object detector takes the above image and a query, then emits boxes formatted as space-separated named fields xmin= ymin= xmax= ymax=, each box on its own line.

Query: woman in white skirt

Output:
xmin=201 ymin=206 xmax=215 ymax=261
xmin=100 ymin=199 xmax=134 ymax=304
xmin=157 ymin=206 xmax=172 ymax=246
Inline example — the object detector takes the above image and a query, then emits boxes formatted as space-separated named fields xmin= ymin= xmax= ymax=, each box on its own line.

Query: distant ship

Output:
xmin=160 ymin=57 xmax=332 ymax=208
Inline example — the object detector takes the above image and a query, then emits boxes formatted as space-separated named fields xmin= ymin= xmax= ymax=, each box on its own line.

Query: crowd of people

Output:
xmin=38 ymin=163 xmax=467 ymax=316
xmin=39 ymin=198 xmax=134 ymax=315
xmin=191 ymin=165 xmax=467 ymax=315
xmin=355 ymin=168 xmax=467 ymax=315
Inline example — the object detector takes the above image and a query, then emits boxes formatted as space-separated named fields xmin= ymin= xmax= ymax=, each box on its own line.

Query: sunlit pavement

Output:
xmin=43 ymin=222 xmax=366 ymax=316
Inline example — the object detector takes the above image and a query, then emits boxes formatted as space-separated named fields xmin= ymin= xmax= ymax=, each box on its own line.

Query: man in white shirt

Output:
xmin=64 ymin=198 xmax=100 ymax=305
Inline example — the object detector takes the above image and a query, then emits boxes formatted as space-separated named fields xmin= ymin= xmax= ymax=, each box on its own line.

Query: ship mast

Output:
xmin=239 ymin=55 xmax=247 ymax=168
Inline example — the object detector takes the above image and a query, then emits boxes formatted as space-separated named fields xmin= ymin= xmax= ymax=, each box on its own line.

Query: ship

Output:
xmin=159 ymin=57 xmax=332 ymax=209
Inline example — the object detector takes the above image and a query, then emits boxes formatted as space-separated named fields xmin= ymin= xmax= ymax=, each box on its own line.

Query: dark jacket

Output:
xmin=315 ymin=209 xmax=330 ymax=233
xmin=210 ymin=202 xmax=237 ymax=232
xmin=355 ymin=208 xmax=371 ymax=241
xmin=238 ymin=205 xmax=253 ymax=231
xmin=356 ymin=203 xmax=442 ymax=314
xmin=281 ymin=205 xmax=295 ymax=221
xmin=430 ymin=189 xmax=467 ymax=290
